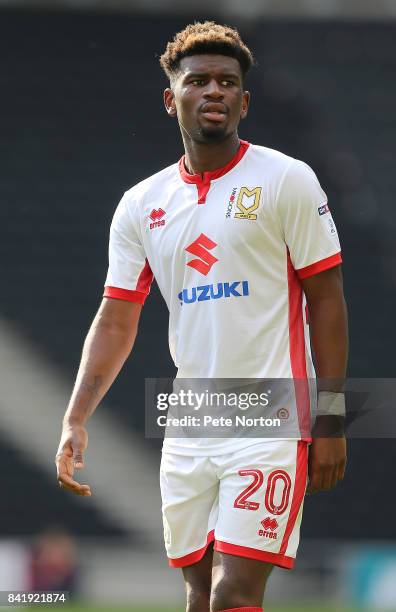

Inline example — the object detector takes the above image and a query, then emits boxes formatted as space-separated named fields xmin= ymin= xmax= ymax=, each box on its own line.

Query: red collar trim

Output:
xmin=178 ymin=140 xmax=250 ymax=186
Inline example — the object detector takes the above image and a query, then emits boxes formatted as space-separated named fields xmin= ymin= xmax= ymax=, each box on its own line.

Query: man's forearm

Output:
xmin=300 ymin=267 xmax=348 ymax=489
xmin=308 ymin=293 xmax=349 ymax=387
xmin=63 ymin=303 xmax=139 ymax=426
xmin=307 ymin=291 xmax=348 ymax=434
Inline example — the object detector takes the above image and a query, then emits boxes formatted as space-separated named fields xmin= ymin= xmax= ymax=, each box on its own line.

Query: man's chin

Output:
xmin=197 ymin=125 xmax=228 ymax=143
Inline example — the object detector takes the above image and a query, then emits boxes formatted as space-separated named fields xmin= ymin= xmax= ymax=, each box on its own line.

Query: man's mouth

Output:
xmin=200 ymin=103 xmax=227 ymax=123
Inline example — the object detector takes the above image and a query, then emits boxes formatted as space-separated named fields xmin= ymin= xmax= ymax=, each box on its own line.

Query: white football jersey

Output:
xmin=104 ymin=141 xmax=342 ymax=454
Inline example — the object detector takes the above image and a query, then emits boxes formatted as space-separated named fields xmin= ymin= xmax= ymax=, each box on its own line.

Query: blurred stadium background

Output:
xmin=1 ymin=0 xmax=396 ymax=610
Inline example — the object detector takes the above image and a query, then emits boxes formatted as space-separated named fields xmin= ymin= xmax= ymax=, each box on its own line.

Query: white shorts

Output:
xmin=160 ymin=439 xmax=308 ymax=570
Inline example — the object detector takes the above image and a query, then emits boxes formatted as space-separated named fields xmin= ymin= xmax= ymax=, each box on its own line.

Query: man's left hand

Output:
xmin=308 ymin=437 xmax=347 ymax=494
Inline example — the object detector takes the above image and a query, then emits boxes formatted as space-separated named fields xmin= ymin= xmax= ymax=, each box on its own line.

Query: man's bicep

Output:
xmin=97 ymin=296 xmax=143 ymax=334
xmin=301 ymin=265 xmax=345 ymax=304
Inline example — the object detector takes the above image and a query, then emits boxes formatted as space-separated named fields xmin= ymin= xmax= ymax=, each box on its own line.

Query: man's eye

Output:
xmin=222 ymin=80 xmax=235 ymax=86
xmin=191 ymin=80 xmax=204 ymax=86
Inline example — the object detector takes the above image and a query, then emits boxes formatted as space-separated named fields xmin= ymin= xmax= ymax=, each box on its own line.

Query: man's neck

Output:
xmin=182 ymin=133 xmax=240 ymax=175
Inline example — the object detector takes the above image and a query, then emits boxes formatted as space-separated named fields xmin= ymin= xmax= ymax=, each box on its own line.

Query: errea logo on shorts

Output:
xmin=258 ymin=517 xmax=278 ymax=539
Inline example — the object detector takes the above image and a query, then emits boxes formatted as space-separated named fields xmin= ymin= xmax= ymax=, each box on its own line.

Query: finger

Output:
xmin=308 ymin=453 xmax=326 ymax=493
xmin=328 ymin=465 xmax=339 ymax=490
xmin=58 ymin=479 xmax=88 ymax=494
xmin=337 ymin=459 xmax=347 ymax=482
xmin=57 ymin=455 xmax=91 ymax=494
xmin=58 ymin=475 xmax=91 ymax=495
xmin=308 ymin=470 xmax=321 ymax=494
xmin=309 ymin=464 xmax=332 ymax=493
xmin=321 ymin=465 xmax=337 ymax=490
xmin=307 ymin=467 xmax=316 ymax=494
xmin=59 ymin=481 xmax=91 ymax=496
xmin=58 ymin=473 xmax=91 ymax=496
xmin=308 ymin=456 xmax=325 ymax=493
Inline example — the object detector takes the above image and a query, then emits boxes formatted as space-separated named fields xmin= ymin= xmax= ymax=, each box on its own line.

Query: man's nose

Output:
xmin=203 ymin=79 xmax=224 ymax=98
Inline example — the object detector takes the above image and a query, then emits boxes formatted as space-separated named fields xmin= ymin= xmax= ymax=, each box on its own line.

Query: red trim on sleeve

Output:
xmin=103 ymin=286 xmax=147 ymax=304
xmin=297 ymin=252 xmax=342 ymax=280
xmin=104 ymin=259 xmax=154 ymax=305
xmin=168 ymin=530 xmax=215 ymax=568
xmin=279 ymin=440 xmax=308 ymax=556
xmin=214 ymin=540 xmax=294 ymax=570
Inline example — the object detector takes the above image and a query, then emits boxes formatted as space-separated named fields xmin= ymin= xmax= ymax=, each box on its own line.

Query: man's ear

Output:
xmin=164 ymin=88 xmax=177 ymax=117
xmin=240 ymin=90 xmax=250 ymax=120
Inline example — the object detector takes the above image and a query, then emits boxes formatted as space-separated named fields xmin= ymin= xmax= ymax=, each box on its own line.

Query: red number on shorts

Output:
xmin=264 ymin=470 xmax=292 ymax=515
xmin=234 ymin=469 xmax=264 ymax=511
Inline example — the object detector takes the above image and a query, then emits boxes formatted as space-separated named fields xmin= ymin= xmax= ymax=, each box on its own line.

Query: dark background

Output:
xmin=1 ymin=9 xmax=395 ymax=540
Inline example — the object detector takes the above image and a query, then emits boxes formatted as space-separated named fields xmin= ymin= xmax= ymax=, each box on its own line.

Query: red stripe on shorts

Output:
xmin=279 ymin=440 xmax=308 ymax=556
xmin=168 ymin=529 xmax=215 ymax=568
xmin=214 ymin=539 xmax=294 ymax=569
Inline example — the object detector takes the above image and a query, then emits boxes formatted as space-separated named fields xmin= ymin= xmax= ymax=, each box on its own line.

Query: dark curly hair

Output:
xmin=160 ymin=21 xmax=255 ymax=83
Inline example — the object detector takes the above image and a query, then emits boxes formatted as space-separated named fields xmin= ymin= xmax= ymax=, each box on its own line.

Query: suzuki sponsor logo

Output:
xmin=258 ymin=517 xmax=278 ymax=539
xmin=185 ymin=233 xmax=218 ymax=276
xmin=178 ymin=281 xmax=249 ymax=305
xmin=181 ymin=233 xmax=249 ymax=305
xmin=149 ymin=208 xmax=166 ymax=230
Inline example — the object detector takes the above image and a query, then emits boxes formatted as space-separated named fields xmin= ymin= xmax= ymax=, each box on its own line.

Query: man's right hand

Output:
xmin=55 ymin=298 xmax=142 ymax=497
xmin=55 ymin=424 xmax=92 ymax=496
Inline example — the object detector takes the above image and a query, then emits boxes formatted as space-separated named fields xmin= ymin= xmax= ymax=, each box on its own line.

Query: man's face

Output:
xmin=164 ymin=54 xmax=250 ymax=143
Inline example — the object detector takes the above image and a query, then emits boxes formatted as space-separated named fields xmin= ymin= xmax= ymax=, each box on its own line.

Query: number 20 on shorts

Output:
xmin=234 ymin=469 xmax=292 ymax=515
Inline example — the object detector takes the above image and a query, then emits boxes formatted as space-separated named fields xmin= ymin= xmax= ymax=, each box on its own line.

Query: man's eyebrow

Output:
xmin=182 ymin=71 xmax=241 ymax=80
xmin=183 ymin=71 xmax=209 ymax=79
xmin=183 ymin=72 xmax=208 ymax=78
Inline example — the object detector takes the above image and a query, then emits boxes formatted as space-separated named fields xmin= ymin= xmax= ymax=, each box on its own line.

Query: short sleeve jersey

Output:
xmin=104 ymin=141 xmax=342 ymax=454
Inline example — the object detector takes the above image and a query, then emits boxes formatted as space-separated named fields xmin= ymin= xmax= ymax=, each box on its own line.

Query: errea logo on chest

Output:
xmin=149 ymin=208 xmax=166 ymax=230
xmin=226 ymin=187 xmax=262 ymax=220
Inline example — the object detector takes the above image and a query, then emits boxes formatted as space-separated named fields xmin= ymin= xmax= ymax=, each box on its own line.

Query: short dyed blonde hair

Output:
xmin=160 ymin=21 xmax=255 ymax=82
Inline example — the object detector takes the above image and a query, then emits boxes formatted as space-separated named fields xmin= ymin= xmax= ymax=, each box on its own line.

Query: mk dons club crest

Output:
xmin=226 ymin=187 xmax=262 ymax=220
